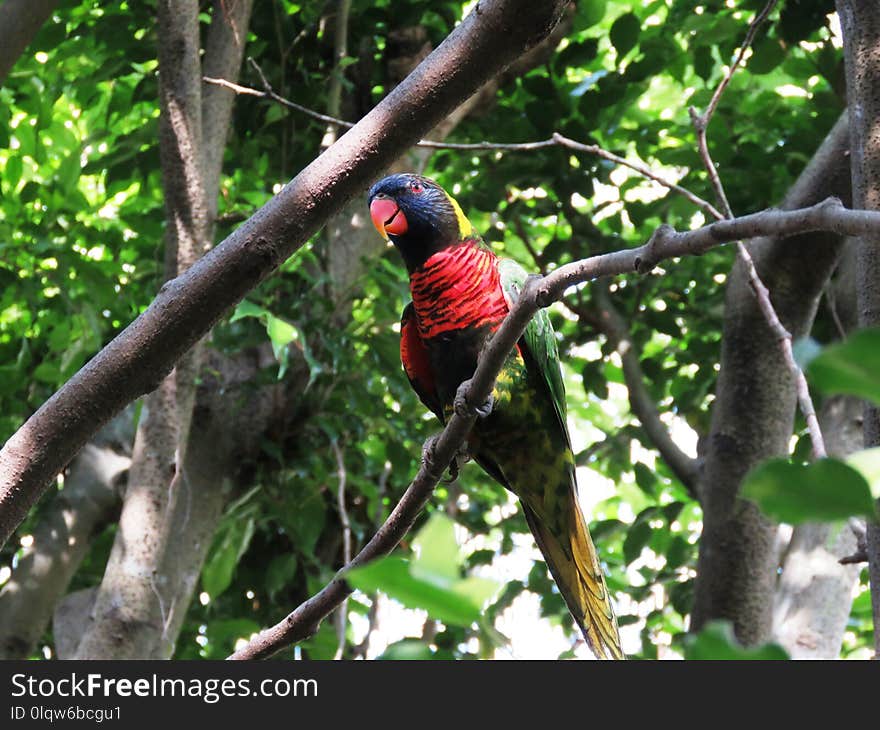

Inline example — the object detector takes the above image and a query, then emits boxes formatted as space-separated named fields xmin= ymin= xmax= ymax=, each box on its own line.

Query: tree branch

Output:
xmin=0 ymin=0 xmax=571 ymax=551
xmin=772 ymin=395 xmax=862 ymax=658
xmin=691 ymin=113 xmax=851 ymax=644
xmin=202 ymin=0 xmax=255 ymax=230
xmin=592 ymin=283 xmax=700 ymax=495
xmin=321 ymin=0 xmax=352 ymax=149
xmin=0 ymin=416 xmax=129 ymax=659
xmin=228 ymin=196 xmax=880 ymax=659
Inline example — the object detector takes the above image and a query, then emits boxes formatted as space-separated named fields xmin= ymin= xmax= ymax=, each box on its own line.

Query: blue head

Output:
xmin=368 ymin=173 xmax=473 ymax=272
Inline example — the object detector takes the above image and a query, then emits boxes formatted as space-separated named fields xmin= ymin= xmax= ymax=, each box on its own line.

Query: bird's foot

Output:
xmin=421 ymin=434 xmax=471 ymax=483
xmin=445 ymin=441 xmax=473 ymax=483
xmin=453 ymin=380 xmax=495 ymax=419
xmin=421 ymin=434 xmax=441 ymax=471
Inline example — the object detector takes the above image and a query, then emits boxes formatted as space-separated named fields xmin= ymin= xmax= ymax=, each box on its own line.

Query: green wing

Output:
xmin=497 ymin=258 xmax=569 ymax=446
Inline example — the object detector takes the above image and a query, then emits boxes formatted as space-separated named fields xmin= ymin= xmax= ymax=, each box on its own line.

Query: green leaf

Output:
xmin=411 ymin=513 xmax=460 ymax=583
xmin=378 ymin=639 xmax=453 ymax=660
xmin=685 ymin=621 xmax=789 ymax=660
xmin=742 ymin=458 xmax=877 ymax=524
xmin=230 ymin=299 xmax=267 ymax=322
xmin=634 ymin=462 xmax=658 ymax=496
xmin=202 ymin=517 xmax=255 ymax=599
xmin=575 ymin=0 xmax=606 ymax=30
xmin=623 ymin=518 xmax=653 ymax=563
xmin=345 ymin=514 xmax=500 ymax=627
xmin=346 ymin=557 xmax=483 ymax=627
xmin=693 ymin=45 xmax=714 ymax=81
xmin=748 ymin=37 xmax=786 ymax=75
xmin=846 ymin=447 xmax=880 ymax=499
xmin=610 ymin=12 xmax=640 ymax=59
xmin=5 ymin=155 xmax=22 ymax=191
xmin=454 ymin=576 xmax=502 ymax=608
xmin=808 ymin=329 xmax=880 ymax=405
xmin=265 ymin=554 xmax=299 ymax=599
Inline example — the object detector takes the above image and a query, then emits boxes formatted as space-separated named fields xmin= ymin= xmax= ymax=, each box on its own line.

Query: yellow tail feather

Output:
xmin=521 ymin=497 xmax=624 ymax=660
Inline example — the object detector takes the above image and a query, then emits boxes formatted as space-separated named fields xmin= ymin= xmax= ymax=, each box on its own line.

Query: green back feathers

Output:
xmin=498 ymin=258 xmax=569 ymax=445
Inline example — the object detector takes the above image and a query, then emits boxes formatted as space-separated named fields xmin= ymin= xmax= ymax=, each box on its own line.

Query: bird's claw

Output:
xmin=454 ymin=380 xmax=494 ymax=420
xmin=422 ymin=434 xmax=441 ymax=470
xmin=474 ymin=395 xmax=494 ymax=418
xmin=444 ymin=442 xmax=472 ymax=483
xmin=422 ymin=434 xmax=471 ymax=483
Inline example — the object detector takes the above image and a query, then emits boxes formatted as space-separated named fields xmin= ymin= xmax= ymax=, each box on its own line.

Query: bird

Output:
xmin=367 ymin=172 xmax=623 ymax=659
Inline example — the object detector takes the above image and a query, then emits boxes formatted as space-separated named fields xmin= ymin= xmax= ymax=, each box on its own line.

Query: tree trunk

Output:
xmin=0 ymin=413 xmax=131 ymax=658
xmin=837 ymin=0 xmax=880 ymax=657
xmin=692 ymin=113 xmax=851 ymax=643
xmin=772 ymin=396 xmax=862 ymax=658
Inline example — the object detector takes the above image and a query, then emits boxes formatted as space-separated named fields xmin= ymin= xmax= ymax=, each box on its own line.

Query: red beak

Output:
xmin=370 ymin=198 xmax=408 ymax=238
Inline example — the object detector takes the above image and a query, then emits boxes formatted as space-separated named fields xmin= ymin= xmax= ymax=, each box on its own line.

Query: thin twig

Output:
xmin=351 ymin=461 xmax=391 ymax=660
xmin=689 ymin=0 xmax=826 ymax=460
xmin=689 ymin=0 xmax=779 ymax=214
xmin=839 ymin=550 xmax=868 ymax=565
xmin=552 ymin=133 xmax=723 ymax=220
xmin=228 ymin=197 xmax=880 ymax=660
xmin=703 ymin=0 xmax=779 ymax=124
xmin=824 ymin=281 xmax=848 ymax=341
xmin=513 ymin=216 xmax=545 ymax=273
xmin=331 ymin=439 xmax=351 ymax=660
xmin=201 ymin=71 xmax=720 ymax=218
xmin=321 ymin=0 xmax=352 ymax=149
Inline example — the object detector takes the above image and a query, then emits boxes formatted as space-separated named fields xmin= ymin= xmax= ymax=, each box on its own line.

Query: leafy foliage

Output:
xmin=347 ymin=514 xmax=500 ymax=629
xmin=808 ymin=329 xmax=880 ymax=406
xmin=684 ymin=622 xmax=789 ymax=660
xmin=1 ymin=0 xmax=873 ymax=660
xmin=742 ymin=459 xmax=877 ymax=524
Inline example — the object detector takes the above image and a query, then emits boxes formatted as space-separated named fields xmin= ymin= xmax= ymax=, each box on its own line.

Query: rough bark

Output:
xmin=837 ymin=0 xmax=880 ymax=656
xmin=0 ymin=0 xmax=569 ymax=551
xmin=772 ymin=396 xmax=862 ymax=658
xmin=53 ymin=588 xmax=98 ymax=659
xmin=691 ymin=113 xmax=852 ymax=643
xmin=0 ymin=414 xmax=131 ymax=659
xmin=0 ymin=0 xmax=57 ymax=86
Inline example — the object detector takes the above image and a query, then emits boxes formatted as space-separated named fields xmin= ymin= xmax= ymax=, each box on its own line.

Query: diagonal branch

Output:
xmin=228 ymin=197 xmax=880 ymax=659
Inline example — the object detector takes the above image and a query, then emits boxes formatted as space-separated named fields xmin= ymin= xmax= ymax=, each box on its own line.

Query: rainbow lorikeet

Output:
xmin=367 ymin=173 xmax=623 ymax=659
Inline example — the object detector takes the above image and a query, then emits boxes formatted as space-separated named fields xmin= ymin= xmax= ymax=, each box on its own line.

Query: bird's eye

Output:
xmin=410 ymin=182 xmax=423 ymax=194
